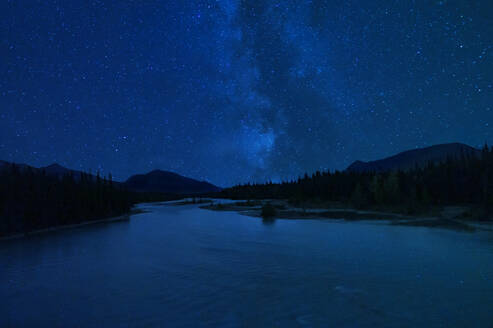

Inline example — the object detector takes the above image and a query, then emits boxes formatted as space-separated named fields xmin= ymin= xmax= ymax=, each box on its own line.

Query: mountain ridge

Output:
xmin=346 ymin=142 xmax=481 ymax=173
xmin=0 ymin=161 xmax=221 ymax=194
xmin=124 ymin=169 xmax=221 ymax=194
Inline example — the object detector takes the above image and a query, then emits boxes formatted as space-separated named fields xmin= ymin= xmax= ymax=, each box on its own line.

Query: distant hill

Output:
xmin=0 ymin=161 xmax=110 ymax=182
xmin=39 ymin=163 xmax=104 ymax=182
xmin=0 ymin=161 xmax=220 ymax=194
xmin=0 ymin=160 xmax=32 ymax=171
xmin=40 ymin=163 xmax=75 ymax=177
xmin=124 ymin=170 xmax=221 ymax=194
xmin=346 ymin=143 xmax=481 ymax=173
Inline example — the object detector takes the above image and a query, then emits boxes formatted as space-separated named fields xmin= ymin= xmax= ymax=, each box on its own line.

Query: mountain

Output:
xmin=124 ymin=170 xmax=221 ymax=194
xmin=38 ymin=163 xmax=103 ymax=181
xmin=0 ymin=161 xmax=106 ymax=182
xmin=41 ymin=163 xmax=76 ymax=178
xmin=1 ymin=161 xmax=220 ymax=194
xmin=0 ymin=160 xmax=32 ymax=171
xmin=346 ymin=143 xmax=481 ymax=173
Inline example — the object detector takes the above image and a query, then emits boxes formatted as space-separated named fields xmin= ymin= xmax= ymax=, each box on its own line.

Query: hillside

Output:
xmin=346 ymin=143 xmax=480 ymax=173
xmin=124 ymin=170 xmax=221 ymax=194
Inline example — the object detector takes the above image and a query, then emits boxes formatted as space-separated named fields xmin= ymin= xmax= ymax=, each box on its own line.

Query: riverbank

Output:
xmin=0 ymin=208 xmax=145 ymax=242
xmin=200 ymin=199 xmax=423 ymax=220
xmin=199 ymin=199 xmax=493 ymax=232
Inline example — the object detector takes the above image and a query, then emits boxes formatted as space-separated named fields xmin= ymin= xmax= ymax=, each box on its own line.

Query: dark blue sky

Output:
xmin=1 ymin=1 xmax=493 ymax=186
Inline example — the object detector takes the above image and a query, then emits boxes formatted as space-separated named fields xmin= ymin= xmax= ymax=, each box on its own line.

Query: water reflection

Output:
xmin=261 ymin=217 xmax=276 ymax=225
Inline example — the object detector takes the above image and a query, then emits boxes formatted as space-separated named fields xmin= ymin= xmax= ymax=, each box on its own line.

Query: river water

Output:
xmin=1 ymin=202 xmax=493 ymax=327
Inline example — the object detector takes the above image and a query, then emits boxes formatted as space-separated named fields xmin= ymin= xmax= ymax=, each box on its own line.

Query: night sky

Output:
xmin=2 ymin=1 xmax=493 ymax=186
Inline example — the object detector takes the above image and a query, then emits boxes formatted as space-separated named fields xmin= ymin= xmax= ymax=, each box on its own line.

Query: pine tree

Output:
xmin=350 ymin=183 xmax=368 ymax=209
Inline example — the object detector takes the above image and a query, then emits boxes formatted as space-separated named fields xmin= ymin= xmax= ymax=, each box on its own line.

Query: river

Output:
xmin=1 ymin=201 xmax=493 ymax=327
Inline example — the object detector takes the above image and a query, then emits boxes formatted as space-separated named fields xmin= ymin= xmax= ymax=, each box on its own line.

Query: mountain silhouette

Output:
xmin=124 ymin=169 xmax=221 ymax=194
xmin=1 ymin=161 xmax=220 ymax=194
xmin=0 ymin=161 xmax=103 ymax=181
xmin=39 ymin=163 xmax=92 ymax=180
xmin=0 ymin=160 xmax=32 ymax=171
xmin=346 ymin=143 xmax=481 ymax=173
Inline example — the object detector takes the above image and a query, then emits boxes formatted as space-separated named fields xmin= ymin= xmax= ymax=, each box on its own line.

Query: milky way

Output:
xmin=1 ymin=1 xmax=493 ymax=186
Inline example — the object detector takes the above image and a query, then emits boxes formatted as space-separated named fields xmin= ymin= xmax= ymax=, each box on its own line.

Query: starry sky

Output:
xmin=1 ymin=1 xmax=493 ymax=186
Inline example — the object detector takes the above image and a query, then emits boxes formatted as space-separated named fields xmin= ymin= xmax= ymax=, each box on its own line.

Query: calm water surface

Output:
xmin=1 ymin=202 xmax=493 ymax=327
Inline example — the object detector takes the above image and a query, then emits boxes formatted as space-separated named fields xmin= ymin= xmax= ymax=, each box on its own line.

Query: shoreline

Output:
xmin=199 ymin=200 xmax=493 ymax=232
xmin=0 ymin=208 xmax=145 ymax=242
xmin=200 ymin=200 xmax=417 ymax=220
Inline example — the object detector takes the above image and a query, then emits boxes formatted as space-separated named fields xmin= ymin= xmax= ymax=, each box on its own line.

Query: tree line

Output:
xmin=0 ymin=165 xmax=183 ymax=237
xmin=221 ymin=145 xmax=493 ymax=219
